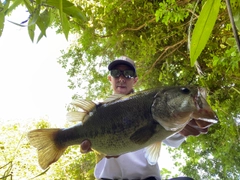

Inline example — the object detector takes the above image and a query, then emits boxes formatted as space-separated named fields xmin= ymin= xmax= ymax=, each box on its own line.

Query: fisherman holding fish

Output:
xmin=28 ymin=56 xmax=218 ymax=179
xmin=80 ymin=56 xmax=215 ymax=180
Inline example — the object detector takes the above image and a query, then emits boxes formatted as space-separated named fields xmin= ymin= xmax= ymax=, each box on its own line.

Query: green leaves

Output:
xmin=0 ymin=0 xmax=11 ymax=37
xmin=0 ymin=2 xmax=4 ymax=37
xmin=0 ymin=0 xmax=24 ymax=36
xmin=190 ymin=0 xmax=221 ymax=66
xmin=5 ymin=0 xmax=23 ymax=15
xmin=58 ymin=0 xmax=70 ymax=40
xmin=46 ymin=0 xmax=86 ymax=21
xmin=155 ymin=0 xmax=190 ymax=25
xmin=43 ymin=0 xmax=87 ymax=40
xmin=1 ymin=0 xmax=86 ymax=42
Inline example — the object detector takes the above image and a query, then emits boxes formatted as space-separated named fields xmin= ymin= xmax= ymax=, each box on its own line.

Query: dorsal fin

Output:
xmin=67 ymin=99 xmax=96 ymax=123
xmin=103 ymin=93 xmax=138 ymax=103
xmin=66 ymin=111 xmax=89 ymax=122
xmin=71 ymin=99 xmax=96 ymax=112
xmin=103 ymin=94 xmax=126 ymax=103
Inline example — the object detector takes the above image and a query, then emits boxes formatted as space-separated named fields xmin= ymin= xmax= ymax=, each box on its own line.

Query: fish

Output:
xmin=27 ymin=86 xmax=218 ymax=170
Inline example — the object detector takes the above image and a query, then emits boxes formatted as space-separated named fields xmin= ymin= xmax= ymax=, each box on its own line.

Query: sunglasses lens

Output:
xmin=110 ymin=70 xmax=121 ymax=78
xmin=123 ymin=70 xmax=135 ymax=78
xmin=110 ymin=70 xmax=135 ymax=78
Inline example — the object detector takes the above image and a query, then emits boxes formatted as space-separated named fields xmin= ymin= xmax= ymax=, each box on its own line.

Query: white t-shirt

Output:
xmin=94 ymin=133 xmax=185 ymax=179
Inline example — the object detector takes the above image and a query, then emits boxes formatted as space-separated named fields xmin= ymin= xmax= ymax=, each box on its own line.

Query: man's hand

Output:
xmin=179 ymin=119 xmax=214 ymax=137
xmin=80 ymin=140 xmax=119 ymax=159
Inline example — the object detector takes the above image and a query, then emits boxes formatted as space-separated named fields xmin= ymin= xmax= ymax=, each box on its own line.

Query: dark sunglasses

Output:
xmin=110 ymin=69 xmax=135 ymax=78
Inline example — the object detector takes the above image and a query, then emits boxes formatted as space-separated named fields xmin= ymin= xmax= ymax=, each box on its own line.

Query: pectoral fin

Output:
xmin=130 ymin=122 xmax=157 ymax=144
xmin=144 ymin=142 xmax=162 ymax=165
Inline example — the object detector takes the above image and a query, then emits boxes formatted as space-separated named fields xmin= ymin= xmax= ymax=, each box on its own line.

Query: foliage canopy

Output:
xmin=1 ymin=0 xmax=240 ymax=179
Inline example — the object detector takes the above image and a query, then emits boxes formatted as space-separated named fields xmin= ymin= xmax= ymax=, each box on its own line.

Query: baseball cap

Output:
xmin=108 ymin=56 xmax=137 ymax=74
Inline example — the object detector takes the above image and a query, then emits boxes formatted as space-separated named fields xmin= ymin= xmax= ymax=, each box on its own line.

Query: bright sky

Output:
xmin=0 ymin=6 xmax=180 ymax=176
xmin=0 ymin=7 xmax=74 ymax=125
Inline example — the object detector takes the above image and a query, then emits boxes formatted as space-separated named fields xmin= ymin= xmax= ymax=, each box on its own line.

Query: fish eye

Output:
xmin=180 ymin=87 xmax=191 ymax=94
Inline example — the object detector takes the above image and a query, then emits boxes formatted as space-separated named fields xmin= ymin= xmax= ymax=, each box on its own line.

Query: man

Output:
xmin=81 ymin=56 xmax=213 ymax=180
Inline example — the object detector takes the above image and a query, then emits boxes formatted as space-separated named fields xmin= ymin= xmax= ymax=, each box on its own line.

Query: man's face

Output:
xmin=108 ymin=64 xmax=138 ymax=95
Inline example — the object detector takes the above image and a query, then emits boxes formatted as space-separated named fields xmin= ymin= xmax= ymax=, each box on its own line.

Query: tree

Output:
xmin=1 ymin=0 xmax=240 ymax=179
xmin=58 ymin=1 xmax=240 ymax=179
xmin=0 ymin=119 xmax=95 ymax=180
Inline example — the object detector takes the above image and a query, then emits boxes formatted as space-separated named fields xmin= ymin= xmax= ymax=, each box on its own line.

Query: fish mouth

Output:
xmin=192 ymin=88 xmax=218 ymax=124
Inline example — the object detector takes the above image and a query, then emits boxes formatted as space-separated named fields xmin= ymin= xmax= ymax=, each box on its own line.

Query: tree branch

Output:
xmin=225 ymin=0 xmax=240 ymax=52
xmin=139 ymin=38 xmax=187 ymax=84
xmin=118 ymin=17 xmax=156 ymax=34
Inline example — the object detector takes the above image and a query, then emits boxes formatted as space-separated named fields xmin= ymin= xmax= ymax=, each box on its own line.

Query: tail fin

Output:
xmin=27 ymin=129 xmax=68 ymax=169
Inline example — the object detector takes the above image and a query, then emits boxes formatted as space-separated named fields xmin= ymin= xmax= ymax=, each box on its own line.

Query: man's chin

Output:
xmin=116 ymin=87 xmax=127 ymax=94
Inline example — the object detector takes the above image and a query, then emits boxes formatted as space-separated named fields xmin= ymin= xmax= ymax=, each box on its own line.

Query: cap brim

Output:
xmin=108 ymin=60 xmax=135 ymax=72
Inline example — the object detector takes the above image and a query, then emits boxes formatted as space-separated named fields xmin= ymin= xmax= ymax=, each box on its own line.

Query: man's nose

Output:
xmin=118 ymin=75 xmax=126 ymax=82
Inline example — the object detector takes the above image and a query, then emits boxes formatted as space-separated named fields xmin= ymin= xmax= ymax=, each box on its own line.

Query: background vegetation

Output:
xmin=1 ymin=0 xmax=240 ymax=179
xmin=0 ymin=119 xmax=95 ymax=180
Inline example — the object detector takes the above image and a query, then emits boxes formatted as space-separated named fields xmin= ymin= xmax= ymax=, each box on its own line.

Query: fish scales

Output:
xmin=85 ymin=90 xmax=158 ymax=154
xmin=57 ymin=89 xmax=159 ymax=154
xmin=28 ymin=86 xmax=218 ymax=169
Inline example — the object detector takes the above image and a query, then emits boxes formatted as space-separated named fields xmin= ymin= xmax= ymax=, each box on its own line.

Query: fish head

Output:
xmin=191 ymin=87 xmax=218 ymax=126
xmin=151 ymin=86 xmax=218 ymax=131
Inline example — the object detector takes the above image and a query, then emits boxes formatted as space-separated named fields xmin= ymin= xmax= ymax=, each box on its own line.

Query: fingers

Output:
xmin=194 ymin=119 xmax=213 ymax=128
xmin=179 ymin=124 xmax=201 ymax=136
xmin=179 ymin=119 xmax=211 ymax=137
xmin=179 ymin=124 xmax=209 ymax=136
xmin=80 ymin=140 xmax=92 ymax=153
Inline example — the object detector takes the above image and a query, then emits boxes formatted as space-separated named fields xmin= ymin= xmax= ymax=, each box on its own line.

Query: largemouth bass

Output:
xmin=28 ymin=86 xmax=218 ymax=170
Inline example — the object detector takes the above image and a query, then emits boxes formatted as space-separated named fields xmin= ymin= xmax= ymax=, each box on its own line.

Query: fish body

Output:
xmin=28 ymin=86 xmax=218 ymax=169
